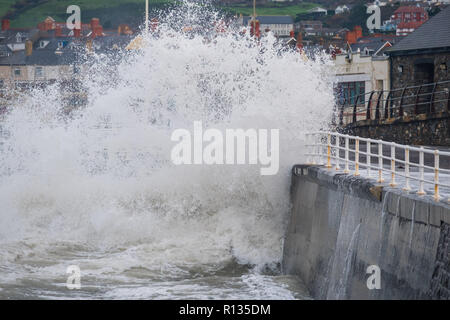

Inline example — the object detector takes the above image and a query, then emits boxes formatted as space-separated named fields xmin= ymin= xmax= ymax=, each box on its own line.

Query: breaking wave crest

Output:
xmin=0 ymin=1 xmax=334 ymax=299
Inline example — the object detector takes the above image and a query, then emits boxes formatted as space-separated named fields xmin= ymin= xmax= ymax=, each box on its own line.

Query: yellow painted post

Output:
xmin=390 ymin=142 xmax=397 ymax=187
xmin=434 ymin=150 xmax=440 ymax=201
xmin=377 ymin=141 xmax=384 ymax=183
xmin=354 ymin=139 xmax=360 ymax=176
xmin=326 ymin=133 xmax=332 ymax=169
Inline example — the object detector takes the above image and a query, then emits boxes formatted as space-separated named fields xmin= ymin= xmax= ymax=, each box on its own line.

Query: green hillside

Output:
xmin=221 ymin=2 xmax=319 ymax=17
xmin=1 ymin=0 xmax=173 ymax=28
xmin=1 ymin=1 xmax=321 ymax=29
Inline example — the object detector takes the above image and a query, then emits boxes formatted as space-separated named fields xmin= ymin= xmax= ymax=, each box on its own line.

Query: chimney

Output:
xmin=55 ymin=25 xmax=62 ymax=37
xmin=150 ymin=18 xmax=158 ymax=32
xmin=91 ymin=18 xmax=100 ymax=29
xmin=90 ymin=18 xmax=103 ymax=38
xmin=297 ymin=33 xmax=303 ymax=51
xmin=354 ymin=26 xmax=362 ymax=40
xmin=44 ymin=19 xmax=53 ymax=31
xmin=25 ymin=40 xmax=33 ymax=56
xmin=86 ymin=39 xmax=93 ymax=52
xmin=74 ymin=28 xmax=81 ymax=38
xmin=290 ymin=30 xmax=294 ymax=38
xmin=346 ymin=30 xmax=357 ymax=45
xmin=1 ymin=19 xmax=10 ymax=31
xmin=118 ymin=25 xmax=122 ymax=35
xmin=250 ymin=19 xmax=260 ymax=39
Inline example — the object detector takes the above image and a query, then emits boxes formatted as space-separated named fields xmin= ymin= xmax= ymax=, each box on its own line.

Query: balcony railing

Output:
xmin=305 ymin=131 xmax=450 ymax=202
xmin=336 ymin=80 xmax=450 ymax=125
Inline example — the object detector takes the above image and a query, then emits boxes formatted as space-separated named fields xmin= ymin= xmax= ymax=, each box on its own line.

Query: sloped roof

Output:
xmin=394 ymin=6 xmax=427 ymax=14
xmin=387 ymin=6 xmax=450 ymax=54
xmin=243 ymin=16 xmax=293 ymax=25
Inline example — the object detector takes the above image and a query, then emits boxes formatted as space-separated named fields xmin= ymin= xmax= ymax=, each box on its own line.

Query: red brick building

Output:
xmin=392 ymin=6 xmax=429 ymax=36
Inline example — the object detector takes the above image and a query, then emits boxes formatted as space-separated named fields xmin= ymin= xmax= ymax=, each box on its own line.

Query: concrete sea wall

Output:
xmin=282 ymin=165 xmax=450 ymax=299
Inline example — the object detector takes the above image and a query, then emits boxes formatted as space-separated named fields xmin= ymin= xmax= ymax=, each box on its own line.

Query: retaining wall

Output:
xmin=282 ymin=165 xmax=450 ymax=299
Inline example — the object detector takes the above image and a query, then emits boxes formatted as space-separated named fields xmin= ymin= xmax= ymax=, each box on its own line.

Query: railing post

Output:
xmin=354 ymin=138 xmax=360 ymax=176
xmin=417 ymin=146 xmax=426 ymax=195
xmin=326 ymin=133 xmax=332 ymax=169
xmin=339 ymin=98 xmax=345 ymax=125
xmin=335 ymin=134 xmax=340 ymax=171
xmin=353 ymin=95 xmax=359 ymax=123
xmin=390 ymin=142 xmax=397 ymax=187
xmin=403 ymin=147 xmax=411 ymax=191
xmin=434 ymin=150 xmax=440 ymax=201
xmin=375 ymin=90 xmax=383 ymax=120
xmin=367 ymin=91 xmax=375 ymax=120
xmin=399 ymin=87 xmax=406 ymax=117
xmin=430 ymin=82 xmax=437 ymax=114
xmin=344 ymin=136 xmax=349 ymax=173
xmin=367 ymin=141 xmax=371 ymax=177
xmin=384 ymin=91 xmax=391 ymax=119
xmin=317 ymin=134 xmax=323 ymax=165
xmin=377 ymin=141 xmax=384 ymax=183
xmin=414 ymin=85 xmax=422 ymax=115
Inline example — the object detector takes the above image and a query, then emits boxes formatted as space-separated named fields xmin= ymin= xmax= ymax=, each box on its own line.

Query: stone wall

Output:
xmin=391 ymin=52 xmax=450 ymax=89
xmin=343 ymin=112 xmax=450 ymax=146
xmin=282 ymin=165 xmax=450 ymax=299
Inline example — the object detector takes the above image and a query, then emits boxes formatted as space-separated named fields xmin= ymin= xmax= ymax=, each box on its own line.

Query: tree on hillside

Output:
xmin=343 ymin=1 xmax=369 ymax=34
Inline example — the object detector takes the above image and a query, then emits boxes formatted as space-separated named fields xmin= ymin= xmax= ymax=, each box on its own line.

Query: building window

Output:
xmin=14 ymin=68 xmax=21 ymax=77
xmin=0 ymin=79 xmax=3 ymax=88
xmin=35 ymin=66 xmax=44 ymax=78
xmin=337 ymin=81 xmax=365 ymax=105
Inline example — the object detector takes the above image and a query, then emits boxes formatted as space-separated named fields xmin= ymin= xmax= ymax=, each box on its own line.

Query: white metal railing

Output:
xmin=305 ymin=131 xmax=450 ymax=202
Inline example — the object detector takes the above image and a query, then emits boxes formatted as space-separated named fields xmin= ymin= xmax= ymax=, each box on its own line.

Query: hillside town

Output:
xmin=0 ymin=0 xmax=449 ymax=116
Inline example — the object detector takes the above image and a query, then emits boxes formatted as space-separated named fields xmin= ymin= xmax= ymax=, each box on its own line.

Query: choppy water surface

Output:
xmin=0 ymin=2 xmax=334 ymax=299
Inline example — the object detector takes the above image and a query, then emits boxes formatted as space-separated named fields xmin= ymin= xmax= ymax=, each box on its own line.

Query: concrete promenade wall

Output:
xmin=282 ymin=165 xmax=450 ymax=299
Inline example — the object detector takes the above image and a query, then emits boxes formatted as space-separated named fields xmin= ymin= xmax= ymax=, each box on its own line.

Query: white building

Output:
xmin=334 ymin=40 xmax=394 ymax=123
xmin=335 ymin=5 xmax=350 ymax=14
xmin=243 ymin=16 xmax=294 ymax=37
xmin=308 ymin=7 xmax=328 ymax=16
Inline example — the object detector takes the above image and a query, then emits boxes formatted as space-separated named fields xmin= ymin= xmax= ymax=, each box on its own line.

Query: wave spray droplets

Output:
xmin=0 ymin=2 xmax=334 ymax=299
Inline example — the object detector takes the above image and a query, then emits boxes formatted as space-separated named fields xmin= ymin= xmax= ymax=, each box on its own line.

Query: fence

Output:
xmin=305 ymin=131 xmax=450 ymax=202
xmin=337 ymin=80 xmax=450 ymax=125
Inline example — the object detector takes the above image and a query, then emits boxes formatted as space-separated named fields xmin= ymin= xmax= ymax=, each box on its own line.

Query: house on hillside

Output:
xmin=335 ymin=5 xmax=350 ymax=15
xmin=243 ymin=16 xmax=294 ymax=37
xmin=308 ymin=7 xmax=328 ymax=17
xmin=296 ymin=20 xmax=323 ymax=36
xmin=391 ymin=6 xmax=429 ymax=36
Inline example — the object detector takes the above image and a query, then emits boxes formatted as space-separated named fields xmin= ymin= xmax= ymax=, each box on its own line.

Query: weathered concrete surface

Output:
xmin=282 ymin=165 xmax=450 ymax=300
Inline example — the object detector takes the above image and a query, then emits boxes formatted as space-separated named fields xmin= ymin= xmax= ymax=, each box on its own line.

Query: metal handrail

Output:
xmin=336 ymin=80 xmax=450 ymax=124
xmin=305 ymin=131 xmax=450 ymax=202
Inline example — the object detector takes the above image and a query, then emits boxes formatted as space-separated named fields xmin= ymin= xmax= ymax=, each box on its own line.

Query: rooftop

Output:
xmin=387 ymin=6 xmax=450 ymax=54
xmin=394 ymin=6 xmax=428 ymax=14
xmin=243 ymin=16 xmax=294 ymax=25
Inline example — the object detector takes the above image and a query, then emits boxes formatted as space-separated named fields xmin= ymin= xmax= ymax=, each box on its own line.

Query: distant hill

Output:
xmin=1 ymin=0 xmax=321 ymax=29
xmin=0 ymin=0 xmax=173 ymax=29
xmin=220 ymin=2 xmax=319 ymax=17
